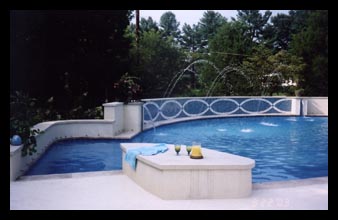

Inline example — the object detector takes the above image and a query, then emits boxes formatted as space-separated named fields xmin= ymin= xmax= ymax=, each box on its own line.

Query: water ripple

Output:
xmin=27 ymin=117 xmax=328 ymax=183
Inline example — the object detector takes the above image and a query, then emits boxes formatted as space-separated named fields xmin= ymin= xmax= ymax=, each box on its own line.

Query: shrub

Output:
xmin=113 ymin=72 xmax=142 ymax=103
xmin=10 ymin=91 xmax=59 ymax=156
xmin=295 ymin=88 xmax=305 ymax=97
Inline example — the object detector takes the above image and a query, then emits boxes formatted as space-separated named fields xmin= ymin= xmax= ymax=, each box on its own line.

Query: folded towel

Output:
xmin=125 ymin=143 xmax=168 ymax=170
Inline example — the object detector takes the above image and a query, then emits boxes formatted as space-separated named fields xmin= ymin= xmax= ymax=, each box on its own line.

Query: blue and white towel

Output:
xmin=125 ymin=143 xmax=168 ymax=170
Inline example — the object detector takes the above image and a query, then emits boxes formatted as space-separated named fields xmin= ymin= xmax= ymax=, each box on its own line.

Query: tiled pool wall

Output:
xmin=142 ymin=97 xmax=328 ymax=130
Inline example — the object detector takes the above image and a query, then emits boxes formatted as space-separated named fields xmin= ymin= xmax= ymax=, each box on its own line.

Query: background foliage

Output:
xmin=10 ymin=10 xmax=328 ymax=152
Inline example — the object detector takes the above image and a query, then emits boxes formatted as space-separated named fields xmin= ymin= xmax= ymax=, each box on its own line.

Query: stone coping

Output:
xmin=10 ymin=144 xmax=23 ymax=156
xmin=253 ymin=176 xmax=328 ymax=190
xmin=120 ymin=143 xmax=255 ymax=170
xmin=32 ymin=119 xmax=115 ymax=134
xmin=102 ymin=102 xmax=124 ymax=107
xmin=19 ymin=170 xmax=123 ymax=181
xmin=142 ymin=96 xmax=328 ymax=101
xmin=141 ymin=96 xmax=290 ymax=101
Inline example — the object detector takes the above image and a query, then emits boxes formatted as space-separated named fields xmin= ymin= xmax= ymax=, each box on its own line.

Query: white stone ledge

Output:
xmin=10 ymin=144 xmax=23 ymax=156
xmin=301 ymin=97 xmax=328 ymax=99
xmin=33 ymin=119 xmax=115 ymax=133
xmin=102 ymin=102 xmax=124 ymax=107
xmin=121 ymin=143 xmax=255 ymax=199
xmin=121 ymin=143 xmax=254 ymax=170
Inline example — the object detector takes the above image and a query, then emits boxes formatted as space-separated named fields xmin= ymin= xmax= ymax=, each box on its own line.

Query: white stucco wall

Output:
xmin=291 ymin=98 xmax=302 ymax=115
xmin=124 ymin=102 xmax=143 ymax=133
xmin=103 ymin=102 xmax=124 ymax=135
xmin=303 ymin=97 xmax=328 ymax=116
xmin=103 ymin=102 xmax=143 ymax=134
xmin=11 ymin=101 xmax=145 ymax=181
xmin=10 ymin=120 xmax=115 ymax=181
xmin=10 ymin=145 xmax=24 ymax=181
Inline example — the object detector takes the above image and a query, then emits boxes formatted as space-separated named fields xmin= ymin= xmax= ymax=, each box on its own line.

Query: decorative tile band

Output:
xmin=142 ymin=97 xmax=292 ymax=128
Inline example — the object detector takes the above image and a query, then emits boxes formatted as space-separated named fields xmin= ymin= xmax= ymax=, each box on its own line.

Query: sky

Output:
xmin=134 ymin=10 xmax=289 ymax=28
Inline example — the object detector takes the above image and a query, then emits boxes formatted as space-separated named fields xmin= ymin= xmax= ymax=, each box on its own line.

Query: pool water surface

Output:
xmin=26 ymin=116 xmax=328 ymax=183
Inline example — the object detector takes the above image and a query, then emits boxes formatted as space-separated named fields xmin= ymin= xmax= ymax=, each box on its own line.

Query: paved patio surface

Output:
xmin=10 ymin=171 xmax=328 ymax=210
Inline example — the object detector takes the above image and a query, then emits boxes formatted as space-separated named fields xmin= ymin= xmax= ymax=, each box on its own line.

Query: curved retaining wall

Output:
xmin=10 ymin=120 xmax=115 ymax=181
xmin=10 ymin=102 xmax=144 ymax=181
xmin=142 ymin=96 xmax=298 ymax=130
xmin=142 ymin=97 xmax=328 ymax=130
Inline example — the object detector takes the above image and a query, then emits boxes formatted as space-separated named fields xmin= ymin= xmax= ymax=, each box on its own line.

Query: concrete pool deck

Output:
xmin=10 ymin=172 xmax=328 ymax=210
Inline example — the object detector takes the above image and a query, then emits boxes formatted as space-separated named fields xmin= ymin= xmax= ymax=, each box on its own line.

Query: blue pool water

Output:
xmin=26 ymin=116 xmax=328 ymax=183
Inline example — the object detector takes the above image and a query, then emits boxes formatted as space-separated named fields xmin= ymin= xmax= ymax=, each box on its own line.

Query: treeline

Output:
xmin=128 ymin=10 xmax=327 ymax=98
xmin=10 ymin=10 xmax=328 ymax=119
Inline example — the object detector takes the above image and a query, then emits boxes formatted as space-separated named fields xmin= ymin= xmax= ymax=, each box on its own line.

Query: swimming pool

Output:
xmin=26 ymin=116 xmax=328 ymax=183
